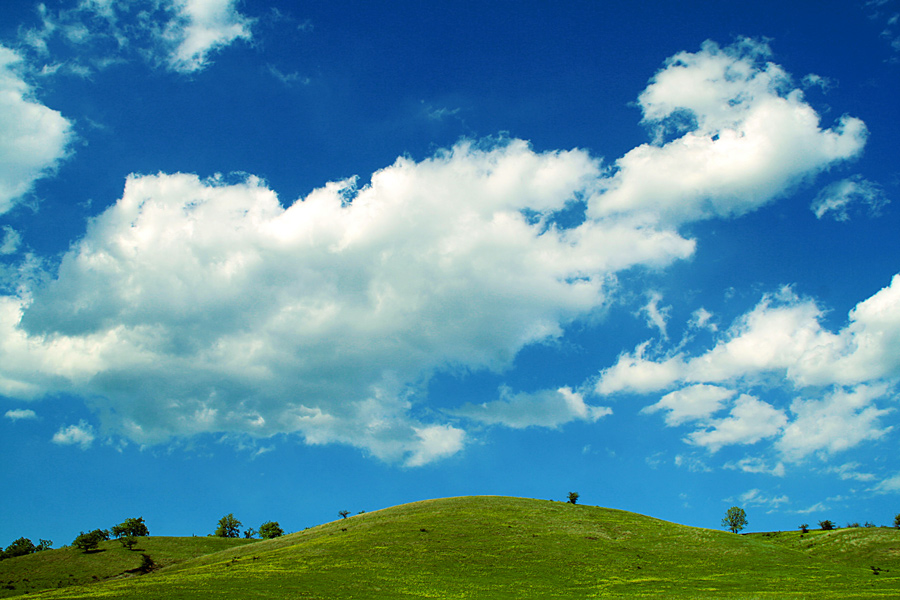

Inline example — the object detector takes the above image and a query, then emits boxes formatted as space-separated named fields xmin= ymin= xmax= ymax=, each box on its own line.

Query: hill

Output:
xmin=5 ymin=496 xmax=900 ymax=598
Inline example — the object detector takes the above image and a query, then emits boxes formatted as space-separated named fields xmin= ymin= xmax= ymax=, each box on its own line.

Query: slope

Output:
xmin=18 ymin=496 xmax=900 ymax=599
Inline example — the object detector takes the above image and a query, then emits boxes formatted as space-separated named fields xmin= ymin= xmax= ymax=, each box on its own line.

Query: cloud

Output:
xmin=686 ymin=394 xmax=787 ymax=452
xmin=0 ymin=45 xmax=73 ymax=215
xmin=738 ymin=488 xmax=789 ymax=508
xmin=589 ymin=38 xmax=867 ymax=227
xmin=724 ymin=457 xmax=785 ymax=477
xmin=163 ymin=0 xmax=254 ymax=72
xmin=825 ymin=462 xmax=876 ymax=482
xmin=638 ymin=291 xmax=671 ymax=338
xmin=641 ymin=384 xmax=735 ymax=426
xmin=1 ymin=226 xmax=22 ymax=255
xmin=52 ymin=420 xmax=95 ymax=449
xmin=599 ymin=276 xmax=900 ymax=460
xmin=5 ymin=408 xmax=37 ymax=421
xmin=17 ymin=0 xmax=254 ymax=74
xmin=811 ymin=176 xmax=889 ymax=221
xmin=0 ymin=39 xmax=871 ymax=464
xmin=453 ymin=387 xmax=611 ymax=429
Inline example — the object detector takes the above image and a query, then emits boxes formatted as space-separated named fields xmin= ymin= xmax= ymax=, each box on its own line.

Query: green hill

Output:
xmin=5 ymin=496 xmax=900 ymax=599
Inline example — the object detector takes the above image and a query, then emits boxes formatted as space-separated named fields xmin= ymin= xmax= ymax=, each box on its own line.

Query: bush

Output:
xmin=120 ymin=535 xmax=138 ymax=550
xmin=799 ymin=524 xmax=809 ymax=534
xmin=567 ymin=492 xmax=579 ymax=505
xmin=894 ymin=513 xmax=900 ymax=529
xmin=819 ymin=520 xmax=835 ymax=531
xmin=259 ymin=521 xmax=284 ymax=539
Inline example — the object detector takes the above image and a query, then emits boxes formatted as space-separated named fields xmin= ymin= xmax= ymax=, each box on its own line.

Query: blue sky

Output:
xmin=1 ymin=0 xmax=899 ymax=545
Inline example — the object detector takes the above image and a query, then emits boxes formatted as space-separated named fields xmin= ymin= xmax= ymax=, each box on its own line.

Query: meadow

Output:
xmin=3 ymin=496 xmax=899 ymax=599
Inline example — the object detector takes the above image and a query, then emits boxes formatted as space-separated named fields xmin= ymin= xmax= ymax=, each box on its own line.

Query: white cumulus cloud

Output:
xmin=52 ymin=420 xmax=95 ymax=449
xmin=5 ymin=408 xmax=37 ymax=421
xmin=811 ymin=176 xmax=889 ymax=221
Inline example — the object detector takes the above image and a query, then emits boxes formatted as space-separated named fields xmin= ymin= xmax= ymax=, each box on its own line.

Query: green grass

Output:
xmin=0 ymin=536 xmax=255 ymax=597
xmin=5 ymin=496 xmax=900 ymax=598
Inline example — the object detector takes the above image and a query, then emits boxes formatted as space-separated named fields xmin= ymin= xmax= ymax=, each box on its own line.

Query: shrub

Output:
xmin=799 ymin=524 xmax=809 ymax=534
xmin=567 ymin=492 xmax=579 ymax=505
xmin=819 ymin=520 xmax=835 ymax=531
xmin=894 ymin=513 xmax=900 ymax=529
xmin=259 ymin=521 xmax=284 ymax=539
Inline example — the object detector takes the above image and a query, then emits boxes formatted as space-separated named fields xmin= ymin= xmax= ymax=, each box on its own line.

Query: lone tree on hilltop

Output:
xmin=722 ymin=506 xmax=748 ymax=534
xmin=259 ymin=521 xmax=284 ymax=539
xmin=338 ymin=510 xmax=350 ymax=519
xmin=112 ymin=517 xmax=149 ymax=539
xmin=819 ymin=519 xmax=835 ymax=531
xmin=567 ymin=492 xmax=579 ymax=505
xmin=215 ymin=514 xmax=242 ymax=538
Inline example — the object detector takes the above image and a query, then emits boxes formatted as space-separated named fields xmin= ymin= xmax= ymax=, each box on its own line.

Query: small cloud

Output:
xmin=5 ymin=408 xmax=37 ymax=421
xmin=792 ymin=501 xmax=829 ymax=515
xmin=738 ymin=488 xmax=789 ymax=508
xmin=1 ymin=226 xmax=22 ymax=255
xmin=870 ymin=472 xmax=900 ymax=494
xmin=811 ymin=176 xmax=889 ymax=221
xmin=825 ymin=462 xmax=877 ymax=482
xmin=638 ymin=291 xmax=671 ymax=338
xmin=267 ymin=64 xmax=309 ymax=86
xmin=689 ymin=307 xmax=717 ymax=332
xmin=52 ymin=420 xmax=95 ymax=449
xmin=724 ymin=456 xmax=786 ymax=477
xmin=453 ymin=386 xmax=611 ymax=429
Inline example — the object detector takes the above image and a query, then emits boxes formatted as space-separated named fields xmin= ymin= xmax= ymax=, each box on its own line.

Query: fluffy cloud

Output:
xmin=52 ymin=420 xmax=95 ymax=449
xmin=589 ymin=39 xmax=867 ymax=226
xmin=599 ymin=276 xmax=900 ymax=461
xmin=453 ymin=387 xmax=611 ymax=429
xmin=686 ymin=394 xmax=787 ymax=452
xmin=3 ymin=140 xmax=681 ymax=464
xmin=811 ymin=176 xmax=889 ymax=221
xmin=641 ymin=384 xmax=735 ymax=426
xmin=0 ymin=39 xmax=872 ymax=464
xmin=0 ymin=45 xmax=73 ymax=214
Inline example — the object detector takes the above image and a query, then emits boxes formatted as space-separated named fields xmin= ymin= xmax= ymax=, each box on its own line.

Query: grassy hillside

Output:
xmin=7 ymin=496 xmax=900 ymax=599
xmin=0 ymin=536 xmax=255 ymax=597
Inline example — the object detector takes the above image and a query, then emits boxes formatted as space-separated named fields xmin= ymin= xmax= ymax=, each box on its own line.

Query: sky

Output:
xmin=1 ymin=0 xmax=899 ymax=546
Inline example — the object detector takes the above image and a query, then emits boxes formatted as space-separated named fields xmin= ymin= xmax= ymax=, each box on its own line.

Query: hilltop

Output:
xmin=3 ymin=496 xmax=900 ymax=598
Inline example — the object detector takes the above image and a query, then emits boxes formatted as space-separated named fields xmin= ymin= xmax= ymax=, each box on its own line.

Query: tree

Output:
xmin=36 ymin=539 xmax=52 ymax=552
xmin=120 ymin=535 xmax=138 ymax=550
xmin=338 ymin=510 xmax=350 ymax=519
xmin=722 ymin=506 xmax=747 ymax=534
xmin=243 ymin=527 xmax=257 ymax=539
xmin=112 ymin=517 xmax=149 ymax=539
xmin=819 ymin=519 xmax=835 ymax=530
xmin=2 ymin=537 xmax=36 ymax=560
xmin=259 ymin=521 xmax=284 ymax=539
xmin=72 ymin=531 xmax=102 ymax=553
xmin=799 ymin=523 xmax=809 ymax=534
xmin=215 ymin=514 xmax=242 ymax=538
xmin=894 ymin=513 xmax=900 ymax=529
xmin=567 ymin=492 xmax=579 ymax=505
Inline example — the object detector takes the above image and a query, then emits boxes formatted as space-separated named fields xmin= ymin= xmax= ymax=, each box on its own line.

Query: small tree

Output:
xmin=72 ymin=531 xmax=101 ymax=553
xmin=259 ymin=521 xmax=284 ymax=539
xmin=799 ymin=523 xmax=809 ymax=534
xmin=894 ymin=513 xmax=900 ymax=529
xmin=120 ymin=535 xmax=138 ymax=550
xmin=243 ymin=527 xmax=257 ymax=539
xmin=567 ymin=492 xmax=579 ymax=505
xmin=722 ymin=506 xmax=748 ymax=534
xmin=819 ymin=519 xmax=834 ymax=531
xmin=36 ymin=539 xmax=52 ymax=552
xmin=338 ymin=510 xmax=350 ymax=519
xmin=112 ymin=517 xmax=149 ymax=539
xmin=215 ymin=514 xmax=242 ymax=538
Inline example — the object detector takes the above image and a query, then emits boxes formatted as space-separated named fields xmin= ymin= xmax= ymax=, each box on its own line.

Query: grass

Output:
xmin=4 ymin=496 xmax=900 ymax=598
